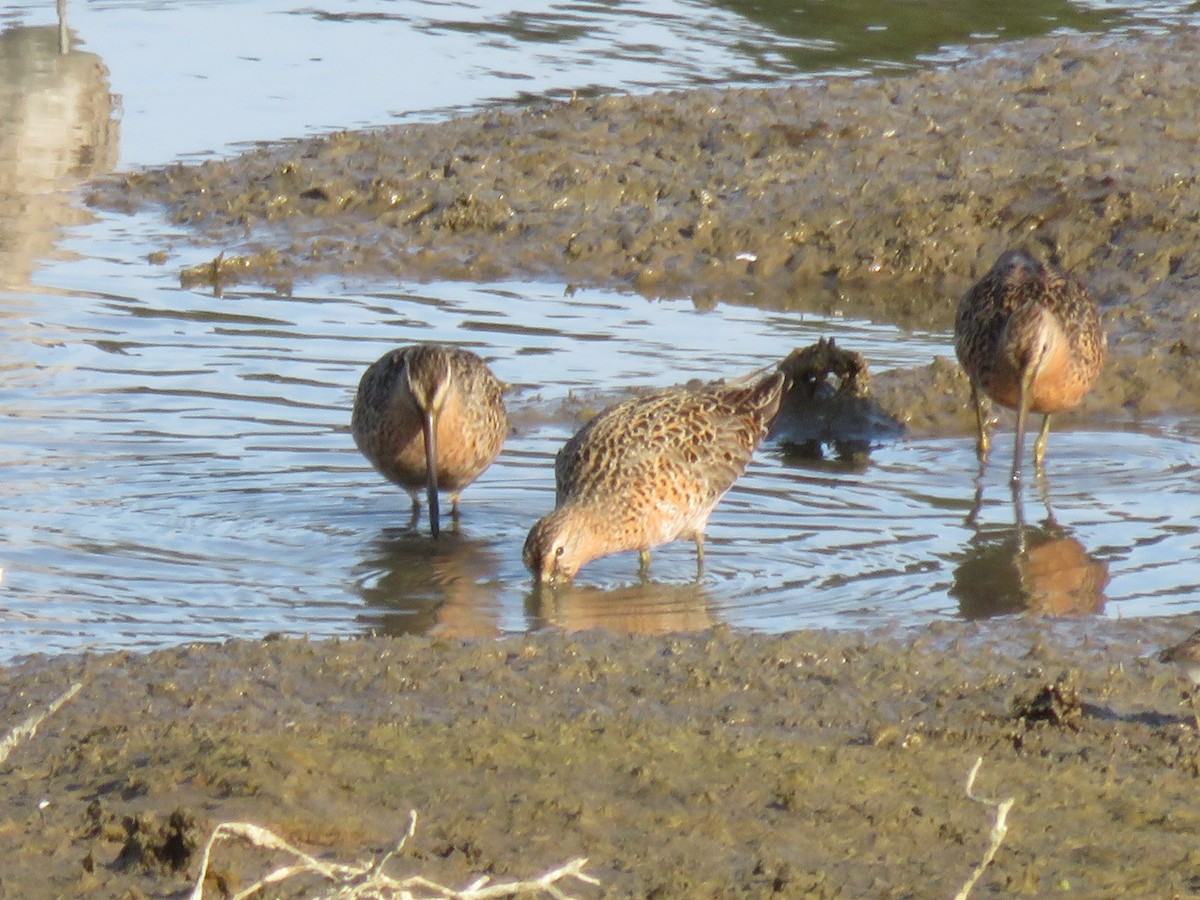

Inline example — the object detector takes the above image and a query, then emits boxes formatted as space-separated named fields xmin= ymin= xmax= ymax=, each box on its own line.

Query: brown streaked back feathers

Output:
xmin=351 ymin=343 xmax=507 ymax=498
xmin=955 ymin=248 xmax=1105 ymax=416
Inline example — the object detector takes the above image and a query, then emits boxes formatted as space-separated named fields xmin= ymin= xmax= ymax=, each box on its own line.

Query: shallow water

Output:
xmin=4 ymin=206 xmax=1199 ymax=658
xmin=2 ymin=0 xmax=1200 ymax=660
xmin=4 ymin=0 xmax=1198 ymax=168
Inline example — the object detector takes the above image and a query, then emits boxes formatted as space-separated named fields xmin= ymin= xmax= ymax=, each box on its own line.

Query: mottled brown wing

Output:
xmin=554 ymin=370 xmax=784 ymax=512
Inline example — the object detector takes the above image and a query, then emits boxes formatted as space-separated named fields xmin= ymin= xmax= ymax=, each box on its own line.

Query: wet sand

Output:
xmin=7 ymin=27 xmax=1198 ymax=897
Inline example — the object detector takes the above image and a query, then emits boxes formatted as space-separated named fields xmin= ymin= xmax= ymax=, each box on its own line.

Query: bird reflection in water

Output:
xmin=952 ymin=473 xmax=1108 ymax=619
xmin=354 ymin=529 xmax=502 ymax=639
xmin=527 ymin=580 xmax=713 ymax=636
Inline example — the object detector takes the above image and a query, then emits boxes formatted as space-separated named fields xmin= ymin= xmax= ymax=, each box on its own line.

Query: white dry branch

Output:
xmin=953 ymin=756 xmax=1015 ymax=900
xmin=189 ymin=809 xmax=599 ymax=900
xmin=0 ymin=681 xmax=83 ymax=767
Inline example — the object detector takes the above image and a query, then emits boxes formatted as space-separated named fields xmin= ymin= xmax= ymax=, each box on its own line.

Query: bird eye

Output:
xmin=554 ymin=546 xmax=565 ymax=558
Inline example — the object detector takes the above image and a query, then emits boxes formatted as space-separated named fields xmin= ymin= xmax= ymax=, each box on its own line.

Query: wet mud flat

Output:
xmin=90 ymin=28 xmax=1200 ymax=433
xmin=27 ymin=26 xmax=1200 ymax=898
xmin=3 ymin=618 xmax=1200 ymax=898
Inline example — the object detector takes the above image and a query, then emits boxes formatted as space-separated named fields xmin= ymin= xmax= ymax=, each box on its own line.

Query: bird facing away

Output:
xmin=523 ymin=367 xmax=788 ymax=584
xmin=352 ymin=344 xmax=507 ymax=537
xmin=954 ymin=248 xmax=1106 ymax=482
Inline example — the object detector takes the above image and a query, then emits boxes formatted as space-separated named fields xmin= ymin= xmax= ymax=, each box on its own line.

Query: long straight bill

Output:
xmin=422 ymin=410 xmax=440 ymax=537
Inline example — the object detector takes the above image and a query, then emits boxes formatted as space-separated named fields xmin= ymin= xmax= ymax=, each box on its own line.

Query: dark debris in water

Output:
xmin=771 ymin=337 xmax=905 ymax=459
xmin=779 ymin=336 xmax=871 ymax=401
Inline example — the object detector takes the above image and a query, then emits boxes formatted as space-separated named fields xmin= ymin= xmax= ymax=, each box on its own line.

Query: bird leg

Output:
xmin=1034 ymin=464 xmax=1057 ymax=529
xmin=694 ymin=534 xmax=706 ymax=579
xmin=965 ymin=469 xmax=985 ymax=529
xmin=1009 ymin=478 xmax=1028 ymax=554
xmin=1032 ymin=414 xmax=1052 ymax=472
xmin=638 ymin=548 xmax=651 ymax=577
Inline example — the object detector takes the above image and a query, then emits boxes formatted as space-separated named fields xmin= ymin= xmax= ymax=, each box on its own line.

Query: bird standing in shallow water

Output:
xmin=954 ymin=248 xmax=1106 ymax=482
xmin=523 ymin=367 xmax=787 ymax=583
xmin=352 ymin=344 xmax=507 ymax=537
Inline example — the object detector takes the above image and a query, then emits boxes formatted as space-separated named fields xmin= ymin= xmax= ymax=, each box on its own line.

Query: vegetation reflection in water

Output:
xmin=718 ymin=0 xmax=1128 ymax=74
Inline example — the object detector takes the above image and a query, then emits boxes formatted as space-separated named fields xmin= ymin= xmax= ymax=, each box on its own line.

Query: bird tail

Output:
xmin=718 ymin=368 xmax=789 ymax=427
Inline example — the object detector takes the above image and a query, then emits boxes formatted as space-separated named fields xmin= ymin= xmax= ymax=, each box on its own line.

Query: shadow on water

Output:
xmin=0 ymin=8 xmax=118 ymax=290
xmin=354 ymin=528 xmax=504 ymax=640
xmin=951 ymin=471 xmax=1110 ymax=619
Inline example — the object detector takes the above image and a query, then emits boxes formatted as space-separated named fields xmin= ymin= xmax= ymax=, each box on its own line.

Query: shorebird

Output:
xmin=352 ymin=344 xmax=507 ymax=537
xmin=1159 ymin=629 xmax=1200 ymax=727
xmin=523 ymin=366 xmax=787 ymax=583
xmin=955 ymin=248 xmax=1106 ymax=482
xmin=1159 ymin=630 xmax=1200 ymax=688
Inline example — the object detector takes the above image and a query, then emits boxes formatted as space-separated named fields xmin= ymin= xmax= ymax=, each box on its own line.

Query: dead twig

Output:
xmin=953 ymin=756 xmax=1015 ymax=900
xmin=0 ymin=681 xmax=82 ymax=766
xmin=189 ymin=810 xmax=599 ymax=900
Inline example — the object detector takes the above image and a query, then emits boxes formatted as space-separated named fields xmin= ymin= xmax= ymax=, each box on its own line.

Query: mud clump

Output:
xmin=772 ymin=337 xmax=900 ymax=460
xmin=112 ymin=809 xmax=199 ymax=874
xmin=1011 ymin=672 xmax=1084 ymax=731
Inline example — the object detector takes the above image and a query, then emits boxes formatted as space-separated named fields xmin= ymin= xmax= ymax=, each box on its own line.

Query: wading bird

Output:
xmin=352 ymin=344 xmax=506 ymax=537
xmin=523 ymin=367 xmax=787 ymax=583
xmin=954 ymin=248 xmax=1105 ymax=482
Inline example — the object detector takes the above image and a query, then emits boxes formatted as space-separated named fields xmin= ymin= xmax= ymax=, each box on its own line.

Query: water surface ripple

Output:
xmin=3 ymin=211 xmax=1199 ymax=659
xmin=3 ymin=0 xmax=1200 ymax=659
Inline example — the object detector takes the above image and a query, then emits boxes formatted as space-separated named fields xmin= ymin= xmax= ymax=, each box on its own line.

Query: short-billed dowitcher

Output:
xmin=954 ymin=248 xmax=1106 ymax=481
xmin=352 ymin=344 xmax=507 ymax=537
xmin=522 ymin=367 xmax=787 ymax=583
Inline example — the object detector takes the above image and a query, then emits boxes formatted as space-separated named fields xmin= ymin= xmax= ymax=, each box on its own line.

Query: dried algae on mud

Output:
xmin=88 ymin=28 xmax=1200 ymax=434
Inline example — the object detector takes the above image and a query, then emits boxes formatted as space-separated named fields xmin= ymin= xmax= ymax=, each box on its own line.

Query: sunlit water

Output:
xmin=2 ymin=0 xmax=1200 ymax=660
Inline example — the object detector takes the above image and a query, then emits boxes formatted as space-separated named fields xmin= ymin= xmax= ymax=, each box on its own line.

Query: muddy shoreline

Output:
xmin=8 ymin=27 xmax=1197 ymax=898
xmin=91 ymin=27 xmax=1200 ymax=433
xmin=3 ymin=618 xmax=1200 ymax=898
